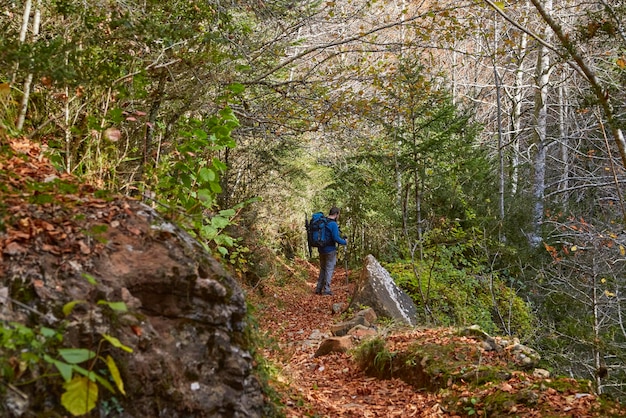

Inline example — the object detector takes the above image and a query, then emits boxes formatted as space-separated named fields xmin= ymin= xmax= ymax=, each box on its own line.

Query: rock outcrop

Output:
xmin=0 ymin=140 xmax=264 ymax=417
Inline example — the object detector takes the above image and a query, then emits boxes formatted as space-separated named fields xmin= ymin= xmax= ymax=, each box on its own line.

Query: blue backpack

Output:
xmin=306 ymin=212 xmax=333 ymax=255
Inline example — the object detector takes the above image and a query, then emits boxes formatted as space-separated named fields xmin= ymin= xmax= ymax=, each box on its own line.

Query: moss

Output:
xmin=386 ymin=257 xmax=535 ymax=338
xmin=534 ymin=377 xmax=592 ymax=393
xmin=352 ymin=337 xmax=393 ymax=379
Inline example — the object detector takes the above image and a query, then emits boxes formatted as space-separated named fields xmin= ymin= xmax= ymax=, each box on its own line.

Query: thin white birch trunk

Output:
xmin=12 ymin=0 xmax=32 ymax=84
xmin=16 ymin=0 xmax=41 ymax=131
xmin=510 ymin=29 xmax=528 ymax=195
xmin=558 ymin=72 xmax=570 ymax=208
xmin=530 ymin=0 xmax=552 ymax=246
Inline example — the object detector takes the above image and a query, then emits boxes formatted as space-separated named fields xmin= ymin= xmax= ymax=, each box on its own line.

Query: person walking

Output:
xmin=315 ymin=207 xmax=347 ymax=296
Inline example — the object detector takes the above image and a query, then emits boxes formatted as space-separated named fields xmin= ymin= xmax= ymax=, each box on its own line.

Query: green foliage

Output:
xmin=325 ymin=62 xmax=497 ymax=263
xmin=0 ymin=321 xmax=130 ymax=416
xmin=148 ymin=107 xmax=255 ymax=260
xmin=386 ymin=222 xmax=534 ymax=337
xmin=352 ymin=337 xmax=394 ymax=378
xmin=0 ymin=298 xmax=131 ymax=416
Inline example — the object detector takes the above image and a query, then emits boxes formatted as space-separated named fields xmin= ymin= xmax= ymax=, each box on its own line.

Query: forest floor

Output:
xmin=246 ymin=260 xmax=443 ymax=417
xmin=246 ymin=258 xmax=626 ymax=418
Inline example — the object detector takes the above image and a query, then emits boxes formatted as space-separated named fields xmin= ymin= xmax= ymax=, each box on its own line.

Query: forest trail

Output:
xmin=247 ymin=259 xmax=626 ymax=418
xmin=247 ymin=259 xmax=444 ymax=417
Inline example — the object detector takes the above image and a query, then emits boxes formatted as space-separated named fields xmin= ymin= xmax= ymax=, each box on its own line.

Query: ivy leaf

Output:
xmin=61 ymin=376 xmax=98 ymax=416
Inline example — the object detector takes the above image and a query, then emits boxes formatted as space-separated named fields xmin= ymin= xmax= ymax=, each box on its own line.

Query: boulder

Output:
xmin=356 ymin=307 xmax=377 ymax=324
xmin=330 ymin=314 xmax=370 ymax=336
xmin=314 ymin=336 xmax=353 ymax=357
xmin=0 ymin=197 xmax=265 ymax=418
xmin=347 ymin=324 xmax=378 ymax=339
xmin=351 ymin=255 xmax=418 ymax=326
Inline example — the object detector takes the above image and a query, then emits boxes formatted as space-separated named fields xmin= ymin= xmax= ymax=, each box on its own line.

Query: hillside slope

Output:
xmin=247 ymin=259 xmax=626 ymax=417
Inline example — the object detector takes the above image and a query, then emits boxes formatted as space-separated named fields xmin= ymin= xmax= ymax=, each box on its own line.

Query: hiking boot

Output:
xmin=322 ymin=291 xmax=333 ymax=296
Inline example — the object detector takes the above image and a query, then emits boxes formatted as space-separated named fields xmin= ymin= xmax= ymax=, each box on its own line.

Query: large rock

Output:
xmin=352 ymin=254 xmax=418 ymax=326
xmin=0 ymin=181 xmax=264 ymax=417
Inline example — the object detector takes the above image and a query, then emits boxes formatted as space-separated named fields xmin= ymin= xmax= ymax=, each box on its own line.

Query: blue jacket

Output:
xmin=319 ymin=220 xmax=347 ymax=254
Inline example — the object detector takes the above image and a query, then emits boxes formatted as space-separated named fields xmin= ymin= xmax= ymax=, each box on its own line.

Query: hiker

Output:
xmin=315 ymin=207 xmax=347 ymax=295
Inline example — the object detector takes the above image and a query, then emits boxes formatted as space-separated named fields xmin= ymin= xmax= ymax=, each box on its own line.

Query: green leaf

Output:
xmin=494 ymin=1 xmax=505 ymax=9
xmin=40 ymin=327 xmax=57 ymax=338
xmin=62 ymin=300 xmax=86 ymax=317
xmin=97 ymin=300 xmax=128 ymax=312
xmin=58 ymin=348 xmax=96 ymax=364
xmin=107 ymin=108 xmax=124 ymax=124
xmin=211 ymin=215 xmax=230 ymax=229
xmin=82 ymin=273 xmax=98 ymax=285
xmin=105 ymin=355 xmax=126 ymax=395
xmin=218 ymin=209 xmax=236 ymax=217
xmin=212 ymin=158 xmax=227 ymax=172
xmin=226 ymin=83 xmax=245 ymax=94
xmin=61 ymin=376 xmax=98 ymax=416
xmin=198 ymin=167 xmax=216 ymax=183
xmin=197 ymin=188 xmax=214 ymax=204
xmin=44 ymin=355 xmax=73 ymax=382
xmin=200 ymin=224 xmax=218 ymax=239
xmin=71 ymin=365 xmax=115 ymax=393
xmin=102 ymin=334 xmax=134 ymax=353
xmin=209 ymin=182 xmax=222 ymax=193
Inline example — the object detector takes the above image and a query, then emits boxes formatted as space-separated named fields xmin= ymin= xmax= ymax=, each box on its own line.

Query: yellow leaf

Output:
xmin=571 ymin=245 xmax=578 ymax=252
xmin=601 ymin=278 xmax=606 ymax=284
xmin=605 ymin=290 xmax=615 ymax=297
xmin=620 ymin=245 xmax=625 ymax=256
xmin=61 ymin=376 xmax=98 ymax=416
xmin=0 ymin=83 xmax=10 ymax=97
xmin=494 ymin=1 xmax=505 ymax=10
xmin=617 ymin=57 xmax=626 ymax=69
xmin=106 ymin=355 xmax=126 ymax=395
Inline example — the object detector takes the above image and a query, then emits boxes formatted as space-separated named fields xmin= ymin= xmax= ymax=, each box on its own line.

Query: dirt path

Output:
xmin=247 ymin=260 xmax=446 ymax=418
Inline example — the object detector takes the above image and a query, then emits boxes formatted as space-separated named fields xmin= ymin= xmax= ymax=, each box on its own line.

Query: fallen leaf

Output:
xmin=3 ymin=241 xmax=27 ymax=255
xmin=130 ymin=325 xmax=142 ymax=337
xmin=78 ymin=240 xmax=91 ymax=255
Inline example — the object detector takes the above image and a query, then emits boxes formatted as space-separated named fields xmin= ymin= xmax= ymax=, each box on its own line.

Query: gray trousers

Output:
xmin=316 ymin=250 xmax=337 ymax=294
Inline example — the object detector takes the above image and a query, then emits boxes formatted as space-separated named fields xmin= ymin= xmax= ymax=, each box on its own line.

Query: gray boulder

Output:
xmin=352 ymin=254 xmax=418 ymax=326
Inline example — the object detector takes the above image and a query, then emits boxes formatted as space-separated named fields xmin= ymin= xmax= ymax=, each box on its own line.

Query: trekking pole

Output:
xmin=344 ymin=244 xmax=349 ymax=285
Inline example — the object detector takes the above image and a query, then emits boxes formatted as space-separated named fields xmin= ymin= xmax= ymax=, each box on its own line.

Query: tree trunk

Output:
xmin=16 ymin=0 xmax=40 ymax=131
xmin=144 ymin=72 xmax=167 ymax=175
xmin=510 ymin=24 xmax=528 ymax=196
xmin=530 ymin=0 xmax=552 ymax=247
